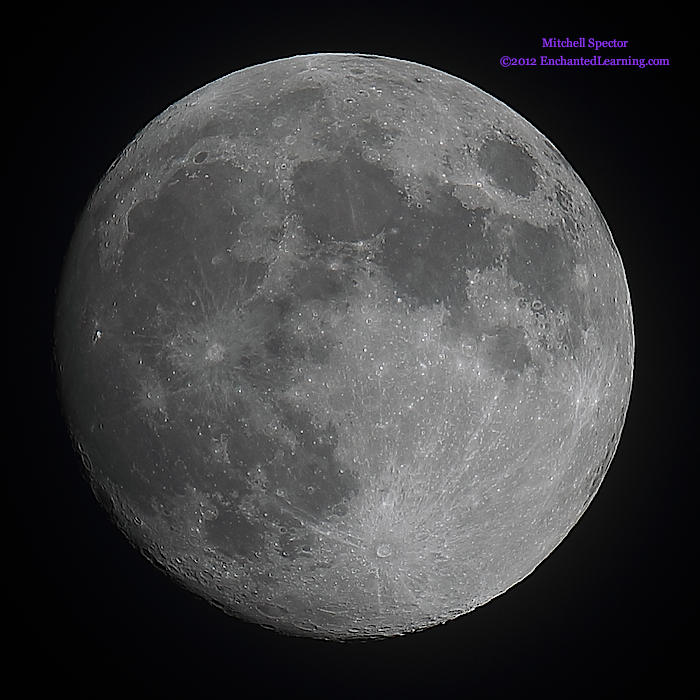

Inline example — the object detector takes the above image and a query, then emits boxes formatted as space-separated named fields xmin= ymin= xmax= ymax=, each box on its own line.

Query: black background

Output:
xmin=31 ymin=8 xmax=685 ymax=696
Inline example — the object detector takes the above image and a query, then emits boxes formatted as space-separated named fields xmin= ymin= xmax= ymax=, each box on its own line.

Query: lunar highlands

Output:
xmin=55 ymin=54 xmax=633 ymax=639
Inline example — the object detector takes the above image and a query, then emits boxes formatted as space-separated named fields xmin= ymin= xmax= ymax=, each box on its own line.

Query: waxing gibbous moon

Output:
xmin=54 ymin=54 xmax=633 ymax=640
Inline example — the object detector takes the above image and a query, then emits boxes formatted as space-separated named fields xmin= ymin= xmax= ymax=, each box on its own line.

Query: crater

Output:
xmin=375 ymin=542 xmax=394 ymax=558
xmin=477 ymin=138 xmax=537 ymax=196
xmin=292 ymin=149 xmax=402 ymax=243
xmin=205 ymin=341 xmax=226 ymax=362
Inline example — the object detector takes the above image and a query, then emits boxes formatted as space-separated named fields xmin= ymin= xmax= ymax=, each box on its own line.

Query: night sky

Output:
xmin=30 ymin=10 xmax=685 ymax=696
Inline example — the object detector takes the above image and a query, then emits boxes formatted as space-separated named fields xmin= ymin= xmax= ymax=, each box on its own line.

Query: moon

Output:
xmin=54 ymin=53 xmax=633 ymax=640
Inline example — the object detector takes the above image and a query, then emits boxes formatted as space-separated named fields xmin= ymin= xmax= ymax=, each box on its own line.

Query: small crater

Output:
xmin=205 ymin=341 xmax=225 ymax=362
xmin=257 ymin=603 xmax=288 ymax=619
xmin=375 ymin=543 xmax=394 ymax=558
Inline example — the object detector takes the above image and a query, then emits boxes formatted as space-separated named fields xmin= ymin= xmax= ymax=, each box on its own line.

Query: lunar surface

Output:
xmin=54 ymin=54 xmax=633 ymax=639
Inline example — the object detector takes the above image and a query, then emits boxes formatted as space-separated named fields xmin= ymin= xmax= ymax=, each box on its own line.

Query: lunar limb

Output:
xmin=55 ymin=54 xmax=633 ymax=639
